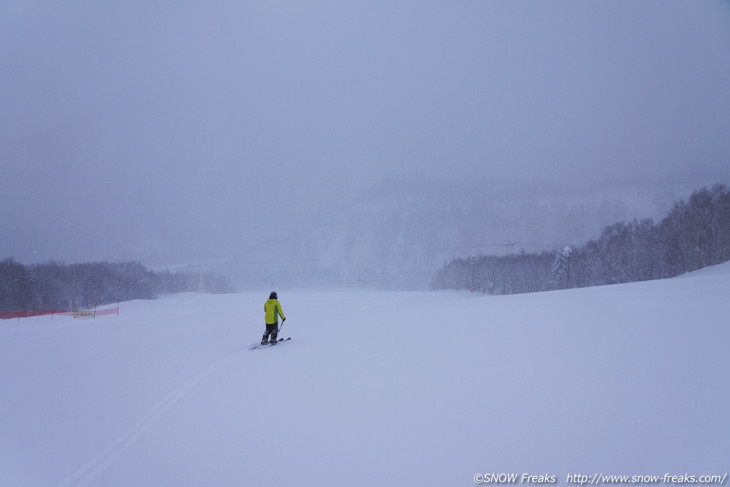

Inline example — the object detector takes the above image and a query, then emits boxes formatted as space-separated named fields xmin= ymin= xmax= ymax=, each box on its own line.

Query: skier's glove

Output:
xmin=282 ymin=317 xmax=286 ymax=322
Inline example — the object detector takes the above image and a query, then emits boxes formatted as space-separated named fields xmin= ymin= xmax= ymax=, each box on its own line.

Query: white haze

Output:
xmin=1 ymin=0 xmax=729 ymax=286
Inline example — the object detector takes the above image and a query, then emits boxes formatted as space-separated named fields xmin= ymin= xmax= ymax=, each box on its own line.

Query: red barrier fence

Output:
xmin=94 ymin=308 xmax=120 ymax=316
xmin=0 ymin=305 xmax=119 ymax=320
xmin=0 ymin=309 xmax=69 ymax=319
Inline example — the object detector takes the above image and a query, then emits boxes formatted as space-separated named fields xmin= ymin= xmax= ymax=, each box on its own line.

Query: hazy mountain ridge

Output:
xmin=230 ymin=178 xmax=705 ymax=289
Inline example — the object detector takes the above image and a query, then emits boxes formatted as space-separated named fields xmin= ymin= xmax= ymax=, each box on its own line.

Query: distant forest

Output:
xmin=433 ymin=184 xmax=730 ymax=295
xmin=0 ymin=260 xmax=231 ymax=314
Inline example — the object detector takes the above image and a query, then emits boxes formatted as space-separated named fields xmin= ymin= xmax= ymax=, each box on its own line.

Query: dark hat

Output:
xmin=269 ymin=291 xmax=277 ymax=299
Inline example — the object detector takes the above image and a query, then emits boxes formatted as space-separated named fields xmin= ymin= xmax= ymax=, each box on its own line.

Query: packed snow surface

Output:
xmin=2 ymin=264 xmax=729 ymax=486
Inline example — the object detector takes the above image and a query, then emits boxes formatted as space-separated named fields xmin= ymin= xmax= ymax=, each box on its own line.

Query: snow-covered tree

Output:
xmin=550 ymin=246 xmax=572 ymax=289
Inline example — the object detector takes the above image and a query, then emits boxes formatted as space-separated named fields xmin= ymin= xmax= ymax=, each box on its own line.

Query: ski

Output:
xmin=249 ymin=337 xmax=291 ymax=350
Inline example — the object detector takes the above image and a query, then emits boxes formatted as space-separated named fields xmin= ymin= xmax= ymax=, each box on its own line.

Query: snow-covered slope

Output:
xmin=1 ymin=265 xmax=728 ymax=486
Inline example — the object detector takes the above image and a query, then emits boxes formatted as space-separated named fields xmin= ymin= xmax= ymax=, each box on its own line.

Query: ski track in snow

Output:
xmin=54 ymin=349 xmax=243 ymax=487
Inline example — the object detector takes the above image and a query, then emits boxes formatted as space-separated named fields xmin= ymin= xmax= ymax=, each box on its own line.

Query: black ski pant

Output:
xmin=263 ymin=322 xmax=278 ymax=342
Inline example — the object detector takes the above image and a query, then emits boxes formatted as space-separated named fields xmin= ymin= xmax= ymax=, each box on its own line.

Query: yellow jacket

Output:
xmin=264 ymin=299 xmax=286 ymax=324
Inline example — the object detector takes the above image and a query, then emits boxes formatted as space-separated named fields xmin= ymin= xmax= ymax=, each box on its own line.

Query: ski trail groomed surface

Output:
xmin=54 ymin=351 xmax=243 ymax=487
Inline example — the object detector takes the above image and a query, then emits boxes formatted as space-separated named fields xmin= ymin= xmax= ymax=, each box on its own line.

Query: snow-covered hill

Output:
xmin=2 ymin=264 xmax=729 ymax=486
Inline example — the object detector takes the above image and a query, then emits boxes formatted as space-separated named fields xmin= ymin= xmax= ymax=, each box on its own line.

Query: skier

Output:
xmin=262 ymin=291 xmax=286 ymax=345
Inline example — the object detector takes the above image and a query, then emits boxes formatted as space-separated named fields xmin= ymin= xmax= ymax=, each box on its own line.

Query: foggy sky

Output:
xmin=2 ymin=0 xmax=729 ymax=266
